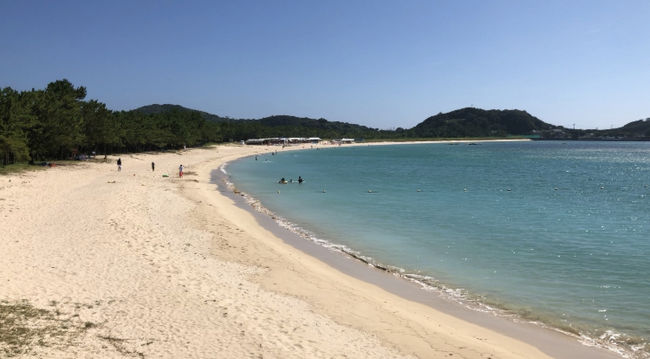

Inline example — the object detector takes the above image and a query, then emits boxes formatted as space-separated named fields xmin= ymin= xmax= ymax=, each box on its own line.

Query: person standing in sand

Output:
xmin=151 ymin=162 xmax=155 ymax=171
xmin=117 ymin=158 xmax=122 ymax=171
xmin=179 ymin=164 xmax=184 ymax=178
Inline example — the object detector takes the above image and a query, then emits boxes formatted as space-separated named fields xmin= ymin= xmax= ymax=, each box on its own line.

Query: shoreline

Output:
xmin=0 ymin=142 xmax=623 ymax=358
xmin=216 ymin=142 xmax=623 ymax=359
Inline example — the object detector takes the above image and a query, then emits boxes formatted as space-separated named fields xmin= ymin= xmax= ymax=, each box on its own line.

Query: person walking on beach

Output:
xmin=117 ymin=158 xmax=122 ymax=172
xmin=179 ymin=164 xmax=184 ymax=178
xmin=151 ymin=162 xmax=155 ymax=171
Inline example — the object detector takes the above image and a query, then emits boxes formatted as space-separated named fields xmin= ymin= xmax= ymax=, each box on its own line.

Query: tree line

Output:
xmin=0 ymin=80 xmax=231 ymax=165
xmin=1 ymin=80 xmax=406 ymax=166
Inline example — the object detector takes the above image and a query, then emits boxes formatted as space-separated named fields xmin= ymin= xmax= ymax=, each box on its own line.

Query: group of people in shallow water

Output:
xmin=278 ymin=176 xmax=303 ymax=184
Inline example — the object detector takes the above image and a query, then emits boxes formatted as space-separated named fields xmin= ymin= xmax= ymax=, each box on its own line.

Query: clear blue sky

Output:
xmin=2 ymin=0 xmax=649 ymax=130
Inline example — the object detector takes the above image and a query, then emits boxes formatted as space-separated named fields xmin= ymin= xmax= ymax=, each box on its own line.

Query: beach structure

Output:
xmin=245 ymin=138 xmax=286 ymax=145
xmin=331 ymin=138 xmax=355 ymax=144
xmin=245 ymin=137 xmax=322 ymax=145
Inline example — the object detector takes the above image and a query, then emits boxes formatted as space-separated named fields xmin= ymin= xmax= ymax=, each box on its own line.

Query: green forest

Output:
xmin=0 ymin=80 xmax=221 ymax=165
xmin=0 ymin=80 xmax=400 ymax=166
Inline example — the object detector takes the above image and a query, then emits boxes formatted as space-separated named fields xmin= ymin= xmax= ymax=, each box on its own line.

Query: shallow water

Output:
xmin=226 ymin=141 xmax=650 ymax=356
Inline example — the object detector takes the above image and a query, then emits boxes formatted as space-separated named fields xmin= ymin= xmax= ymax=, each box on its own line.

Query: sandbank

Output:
xmin=0 ymin=142 xmax=621 ymax=358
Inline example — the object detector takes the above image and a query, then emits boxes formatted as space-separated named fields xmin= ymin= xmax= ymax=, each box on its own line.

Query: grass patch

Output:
xmin=0 ymin=160 xmax=87 ymax=175
xmin=0 ymin=299 xmax=95 ymax=357
xmin=0 ymin=163 xmax=47 ymax=175
xmin=97 ymin=335 xmax=146 ymax=358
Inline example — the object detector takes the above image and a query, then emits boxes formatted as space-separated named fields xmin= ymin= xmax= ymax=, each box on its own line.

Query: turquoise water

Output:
xmin=226 ymin=141 xmax=650 ymax=356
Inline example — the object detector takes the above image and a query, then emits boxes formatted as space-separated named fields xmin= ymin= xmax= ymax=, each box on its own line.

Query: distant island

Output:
xmin=1 ymin=79 xmax=649 ymax=166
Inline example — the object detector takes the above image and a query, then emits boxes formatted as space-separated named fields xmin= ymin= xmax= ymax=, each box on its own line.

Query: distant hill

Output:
xmin=603 ymin=118 xmax=650 ymax=138
xmin=133 ymin=104 xmax=232 ymax=122
xmin=538 ymin=118 xmax=650 ymax=140
xmin=254 ymin=115 xmax=388 ymax=139
xmin=131 ymin=103 xmax=650 ymax=141
xmin=410 ymin=107 xmax=556 ymax=138
xmin=131 ymin=105 xmax=389 ymax=140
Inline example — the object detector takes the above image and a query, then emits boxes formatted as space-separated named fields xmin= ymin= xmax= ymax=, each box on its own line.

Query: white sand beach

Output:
xmin=0 ymin=143 xmax=621 ymax=358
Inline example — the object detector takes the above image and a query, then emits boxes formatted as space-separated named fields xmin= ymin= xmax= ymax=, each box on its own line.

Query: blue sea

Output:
xmin=225 ymin=141 xmax=650 ymax=357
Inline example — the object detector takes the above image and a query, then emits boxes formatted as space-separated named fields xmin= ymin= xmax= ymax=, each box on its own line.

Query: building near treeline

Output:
xmin=245 ymin=137 xmax=322 ymax=145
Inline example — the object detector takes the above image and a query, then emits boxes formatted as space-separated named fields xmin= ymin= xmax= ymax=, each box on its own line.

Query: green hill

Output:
xmin=538 ymin=118 xmax=650 ymax=140
xmin=410 ymin=107 xmax=556 ymax=138
xmin=257 ymin=115 xmax=382 ymax=137
xmin=130 ymin=106 xmax=388 ymax=139
xmin=133 ymin=104 xmax=231 ymax=122
xmin=603 ymin=119 xmax=650 ymax=139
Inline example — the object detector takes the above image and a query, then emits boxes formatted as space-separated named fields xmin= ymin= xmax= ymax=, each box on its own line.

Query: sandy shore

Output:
xmin=0 ymin=143 xmax=621 ymax=358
